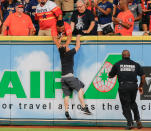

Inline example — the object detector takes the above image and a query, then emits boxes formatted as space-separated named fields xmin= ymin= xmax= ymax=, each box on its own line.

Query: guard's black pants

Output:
xmin=119 ymin=82 xmax=140 ymax=124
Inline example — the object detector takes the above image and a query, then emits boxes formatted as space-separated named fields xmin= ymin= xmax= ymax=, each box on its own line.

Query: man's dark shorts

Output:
xmin=61 ymin=77 xmax=84 ymax=96
xmin=142 ymin=14 xmax=150 ymax=25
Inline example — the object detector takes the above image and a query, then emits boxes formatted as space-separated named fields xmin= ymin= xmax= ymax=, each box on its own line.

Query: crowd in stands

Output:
xmin=0 ymin=0 xmax=151 ymax=36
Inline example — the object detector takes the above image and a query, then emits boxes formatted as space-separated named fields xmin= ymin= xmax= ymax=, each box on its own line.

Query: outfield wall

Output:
xmin=0 ymin=36 xmax=151 ymax=127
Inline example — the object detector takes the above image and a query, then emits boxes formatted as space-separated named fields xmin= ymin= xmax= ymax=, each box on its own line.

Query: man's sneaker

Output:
xmin=65 ymin=111 xmax=71 ymax=120
xmin=136 ymin=121 xmax=143 ymax=129
xmin=81 ymin=107 xmax=92 ymax=115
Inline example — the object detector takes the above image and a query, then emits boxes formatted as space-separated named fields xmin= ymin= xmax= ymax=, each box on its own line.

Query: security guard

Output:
xmin=109 ymin=50 xmax=145 ymax=130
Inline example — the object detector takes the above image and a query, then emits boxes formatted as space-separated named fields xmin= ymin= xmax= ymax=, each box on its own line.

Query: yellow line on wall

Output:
xmin=0 ymin=36 xmax=150 ymax=41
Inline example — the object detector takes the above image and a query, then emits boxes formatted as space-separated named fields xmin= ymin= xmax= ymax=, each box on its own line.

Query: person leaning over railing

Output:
xmin=52 ymin=20 xmax=72 ymax=50
xmin=2 ymin=2 xmax=35 ymax=36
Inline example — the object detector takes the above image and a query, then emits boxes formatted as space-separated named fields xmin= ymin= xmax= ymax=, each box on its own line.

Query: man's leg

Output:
xmin=64 ymin=96 xmax=71 ymax=120
xmin=65 ymin=77 xmax=92 ymax=115
xmin=78 ymin=88 xmax=85 ymax=108
xmin=78 ymin=88 xmax=91 ymax=115
xmin=64 ymin=96 xmax=69 ymax=112
xmin=130 ymin=88 xmax=142 ymax=129
xmin=61 ymin=78 xmax=72 ymax=120
xmin=119 ymin=90 xmax=133 ymax=130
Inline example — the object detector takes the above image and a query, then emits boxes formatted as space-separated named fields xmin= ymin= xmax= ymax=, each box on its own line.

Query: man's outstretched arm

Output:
xmin=65 ymin=33 xmax=72 ymax=47
xmin=75 ymin=35 xmax=81 ymax=52
xmin=53 ymin=36 xmax=61 ymax=48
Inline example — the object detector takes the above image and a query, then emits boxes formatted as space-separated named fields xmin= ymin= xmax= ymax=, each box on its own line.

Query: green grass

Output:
xmin=0 ymin=128 xmax=131 ymax=131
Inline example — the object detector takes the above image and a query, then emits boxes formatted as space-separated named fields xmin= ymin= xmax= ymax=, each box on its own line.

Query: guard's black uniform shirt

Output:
xmin=109 ymin=58 xmax=144 ymax=82
xmin=59 ymin=47 xmax=76 ymax=75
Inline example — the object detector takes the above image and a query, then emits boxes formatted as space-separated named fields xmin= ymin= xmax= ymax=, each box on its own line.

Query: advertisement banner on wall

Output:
xmin=141 ymin=67 xmax=151 ymax=100
xmin=0 ymin=42 xmax=150 ymax=121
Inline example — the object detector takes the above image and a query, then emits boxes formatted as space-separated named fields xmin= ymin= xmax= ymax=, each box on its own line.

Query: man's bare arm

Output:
xmin=70 ymin=22 xmax=75 ymax=32
xmin=53 ymin=36 xmax=61 ymax=48
xmin=65 ymin=34 xmax=72 ymax=47
xmin=138 ymin=74 xmax=145 ymax=95
xmin=2 ymin=25 xmax=7 ymax=35
xmin=75 ymin=35 xmax=81 ymax=52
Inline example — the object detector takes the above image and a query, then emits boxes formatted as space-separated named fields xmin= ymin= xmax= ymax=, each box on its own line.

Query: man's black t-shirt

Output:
xmin=59 ymin=47 xmax=76 ymax=75
xmin=71 ymin=9 xmax=95 ymax=35
xmin=109 ymin=58 xmax=144 ymax=82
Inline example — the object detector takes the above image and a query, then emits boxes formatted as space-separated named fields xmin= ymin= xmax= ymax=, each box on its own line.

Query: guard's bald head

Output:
xmin=122 ymin=50 xmax=130 ymax=58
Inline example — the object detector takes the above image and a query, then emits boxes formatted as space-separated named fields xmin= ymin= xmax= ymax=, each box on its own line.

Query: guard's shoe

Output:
xmin=125 ymin=122 xmax=134 ymax=130
xmin=65 ymin=111 xmax=71 ymax=120
xmin=136 ymin=121 xmax=143 ymax=129
xmin=125 ymin=125 xmax=133 ymax=130
xmin=81 ymin=107 xmax=92 ymax=115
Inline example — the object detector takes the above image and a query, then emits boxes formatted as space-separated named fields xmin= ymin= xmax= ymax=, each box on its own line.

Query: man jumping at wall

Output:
xmin=55 ymin=35 xmax=92 ymax=120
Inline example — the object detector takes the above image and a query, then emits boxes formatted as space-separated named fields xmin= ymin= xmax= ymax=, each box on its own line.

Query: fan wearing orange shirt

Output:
xmin=35 ymin=0 xmax=62 ymax=36
xmin=113 ymin=0 xmax=134 ymax=36
xmin=2 ymin=2 xmax=35 ymax=36
xmin=52 ymin=20 xmax=72 ymax=49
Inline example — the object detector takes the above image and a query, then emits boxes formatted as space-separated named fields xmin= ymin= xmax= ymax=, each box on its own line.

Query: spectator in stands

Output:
xmin=0 ymin=18 xmax=1 ymax=25
xmin=94 ymin=0 xmax=114 ymax=35
xmin=52 ymin=20 xmax=72 ymax=50
xmin=84 ymin=0 xmax=98 ymax=11
xmin=1 ymin=0 xmax=17 ymax=22
xmin=24 ymin=0 xmax=30 ymax=10
xmin=0 ymin=16 xmax=2 ymax=34
xmin=25 ymin=0 xmax=39 ymax=35
xmin=71 ymin=0 xmax=95 ymax=36
xmin=128 ymin=0 xmax=142 ymax=31
xmin=0 ymin=0 xmax=2 ymax=18
xmin=35 ymin=0 xmax=62 ymax=36
xmin=85 ymin=0 xmax=98 ymax=22
xmin=0 ymin=2 xmax=2 ymax=29
xmin=113 ymin=0 xmax=134 ymax=36
xmin=54 ymin=0 xmax=74 ymax=23
xmin=113 ymin=0 xmax=121 ymax=17
xmin=2 ymin=2 xmax=35 ymax=36
xmin=25 ymin=0 xmax=30 ymax=4
xmin=85 ymin=0 xmax=98 ymax=34
xmin=141 ymin=0 xmax=151 ymax=35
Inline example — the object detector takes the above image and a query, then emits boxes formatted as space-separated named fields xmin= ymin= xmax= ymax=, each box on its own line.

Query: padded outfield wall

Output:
xmin=0 ymin=36 xmax=151 ymax=127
